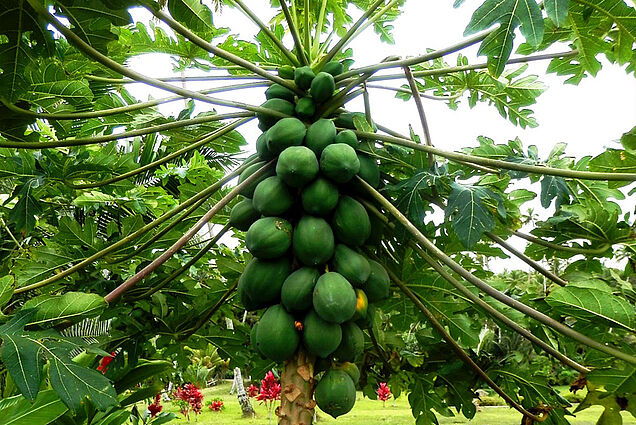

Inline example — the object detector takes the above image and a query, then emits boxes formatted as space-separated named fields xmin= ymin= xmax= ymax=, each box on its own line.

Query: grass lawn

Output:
xmin=158 ymin=383 xmax=632 ymax=425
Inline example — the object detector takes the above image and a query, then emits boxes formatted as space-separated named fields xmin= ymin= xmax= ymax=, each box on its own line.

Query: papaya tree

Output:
xmin=0 ymin=1 xmax=635 ymax=425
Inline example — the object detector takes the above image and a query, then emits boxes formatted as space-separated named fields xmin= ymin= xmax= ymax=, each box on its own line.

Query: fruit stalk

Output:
xmin=277 ymin=349 xmax=316 ymax=425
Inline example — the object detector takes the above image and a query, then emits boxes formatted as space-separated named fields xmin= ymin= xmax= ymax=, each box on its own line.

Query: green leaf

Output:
xmin=621 ymin=126 xmax=636 ymax=151
xmin=573 ymin=390 xmax=625 ymax=424
xmin=0 ymin=390 xmax=68 ymax=425
xmin=113 ymin=359 xmax=172 ymax=393
xmin=23 ymin=293 xmax=106 ymax=326
xmin=23 ymin=59 xmax=93 ymax=109
xmin=445 ymin=183 xmax=499 ymax=248
xmin=43 ymin=342 xmax=118 ymax=410
xmin=0 ymin=311 xmax=42 ymax=401
xmin=587 ymin=365 xmax=636 ymax=395
xmin=544 ymin=0 xmax=570 ymax=26
xmin=465 ymin=0 xmax=544 ymax=76
xmin=546 ymin=285 xmax=635 ymax=331
xmin=540 ymin=175 xmax=570 ymax=208
xmin=0 ymin=276 xmax=15 ymax=308
xmin=7 ymin=180 xmax=43 ymax=234
xmin=168 ymin=0 xmax=214 ymax=35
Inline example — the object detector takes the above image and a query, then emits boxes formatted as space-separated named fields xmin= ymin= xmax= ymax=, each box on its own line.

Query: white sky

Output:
xmin=126 ymin=2 xmax=636 ymax=273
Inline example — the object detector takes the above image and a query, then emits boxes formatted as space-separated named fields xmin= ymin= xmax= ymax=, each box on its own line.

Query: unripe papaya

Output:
xmin=238 ymin=161 xmax=275 ymax=198
xmin=252 ymin=176 xmax=295 ymax=216
xmin=266 ymin=117 xmax=307 ymax=154
xmin=331 ymin=196 xmax=371 ymax=246
xmin=293 ymin=216 xmax=334 ymax=266
xmin=335 ymin=362 xmax=360 ymax=384
xmin=334 ymin=321 xmax=364 ymax=362
xmin=281 ymin=267 xmax=320 ymax=313
xmin=302 ymin=310 xmax=342 ymax=358
xmin=294 ymin=65 xmax=315 ymax=90
xmin=363 ymin=260 xmax=390 ymax=302
xmin=278 ymin=65 xmax=295 ymax=80
xmin=229 ymin=199 xmax=260 ymax=231
xmin=246 ymin=217 xmax=292 ymax=259
xmin=322 ymin=61 xmax=344 ymax=77
xmin=305 ymin=118 xmax=336 ymax=156
xmin=265 ymin=83 xmax=295 ymax=102
xmin=332 ymin=244 xmax=370 ymax=287
xmin=256 ymin=133 xmax=275 ymax=160
xmin=313 ymin=272 xmax=356 ymax=324
xmin=295 ymin=96 xmax=315 ymax=120
xmin=238 ymin=257 xmax=291 ymax=310
xmin=315 ymin=370 xmax=356 ymax=418
xmin=276 ymin=146 xmax=319 ymax=188
xmin=301 ymin=177 xmax=339 ymax=216
xmin=257 ymin=98 xmax=294 ymax=129
xmin=357 ymin=153 xmax=380 ymax=188
xmin=310 ymin=72 xmax=335 ymax=103
xmin=320 ymin=143 xmax=360 ymax=183
xmin=335 ymin=129 xmax=358 ymax=149
xmin=255 ymin=305 xmax=300 ymax=362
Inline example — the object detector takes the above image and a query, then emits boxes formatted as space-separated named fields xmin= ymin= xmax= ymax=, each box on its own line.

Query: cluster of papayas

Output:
xmin=229 ymin=60 xmax=390 ymax=419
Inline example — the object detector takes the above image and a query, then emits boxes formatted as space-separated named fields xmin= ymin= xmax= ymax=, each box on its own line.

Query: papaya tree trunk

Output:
xmin=277 ymin=349 xmax=316 ymax=425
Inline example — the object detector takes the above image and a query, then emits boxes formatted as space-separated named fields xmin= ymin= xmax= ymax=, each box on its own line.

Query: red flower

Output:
xmin=208 ymin=398 xmax=224 ymax=411
xmin=377 ymin=382 xmax=392 ymax=402
xmin=256 ymin=371 xmax=281 ymax=402
xmin=175 ymin=383 xmax=204 ymax=418
xmin=148 ymin=394 xmax=162 ymax=418
xmin=97 ymin=351 xmax=116 ymax=374
xmin=247 ymin=383 xmax=259 ymax=398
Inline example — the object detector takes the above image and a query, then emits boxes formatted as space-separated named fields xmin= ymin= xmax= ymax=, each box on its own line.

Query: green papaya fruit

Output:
xmin=331 ymin=196 xmax=370 ymax=246
xmin=305 ymin=119 xmax=336 ymax=156
xmin=238 ymin=161 xmax=275 ymax=198
xmin=278 ymin=65 xmax=295 ymax=80
xmin=293 ymin=216 xmax=334 ymax=266
xmin=294 ymin=65 xmax=315 ymax=90
xmin=295 ymin=96 xmax=315 ymax=120
xmin=332 ymin=244 xmax=370 ymax=287
xmin=357 ymin=153 xmax=380 ymax=188
xmin=265 ymin=83 xmax=295 ymax=102
xmin=302 ymin=310 xmax=342 ymax=358
xmin=334 ymin=129 xmax=358 ymax=149
xmin=355 ymin=303 xmax=376 ymax=329
xmin=238 ymin=257 xmax=291 ymax=310
xmin=281 ymin=267 xmax=320 ymax=313
xmin=333 ymin=321 xmax=364 ymax=362
xmin=362 ymin=260 xmax=390 ymax=302
xmin=313 ymin=272 xmax=356 ymax=324
xmin=276 ymin=146 xmax=319 ymax=188
xmin=335 ymin=362 xmax=360 ymax=384
xmin=301 ymin=177 xmax=339 ymax=216
xmin=334 ymin=112 xmax=377 ymax=132
xmin=245 ymin=217 xmax=293 ymax=259
xmin=315 ymin=370 xmax=356 ymax=418
xmin=252 ymin=176 xmax=295 ymax=216
xmin=322 ymin=61 xmax=344 ymax=77
xmin=255 ymin=305 xmax=300 ymax=362
xmin=229 ymin=199 xmax=260 ymax=231
xmin=320 ymin=143 xmax=360 ymax=183
xmin=266 ymin=117 xmax=307 ymax=154
xmin=256 ymin=132 xmax=275 ymax=160
xmin=310 ymin=72 xmax=335 ymax=103
xmin=257 ymin=98 xmax=294 ymax=129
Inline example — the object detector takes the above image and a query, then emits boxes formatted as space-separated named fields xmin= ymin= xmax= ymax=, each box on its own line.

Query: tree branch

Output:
xmin=350 ymin=130 xmax=636 ymax=181
xmin=232 ymin=0 xmax=300 ymax=66
xmin=486 ymin=233 xmax=569 ymax=287
xmin=319 ymin=0 xmax=386 ymax=67
xmin=357 ymin=176 xmax=636 ymax=365
xmin=360 ymin=200 xmax=590 ymax=374
xmin=0 ymin=112 xmax=252 ymax=149
xmin=336 ymin=30 xmax=494 ymax=81
xmin=513 ymin=231 xmax=611 ymax=256
xmin=25 ymin=1 xmax=292 ymax=119
xmin=386 ymin=268 xmax=544 ymax=422
xmin=85 ymin=74 xmax=266 ymax=83
xmin=139 ymin=0 xmax=300 ymax=93
xmin=367 ymin=83 xmax=464 ymax=101
xmin=130 ymin=223 xmax=232 ymax=301
xmin=1 ymin=83 xmax=268 ymax=120
xmin=279 ymin=0 xmax=309 ymax=66
xmin=66 ymin=117 xmax=252 ymax=189
xmin=104 ymin=161 xmax=274 ymax=303
xmin=13 ymin=159 xmax=256 ymax=294
xmin=403 ymin=66 xmax=434 ymax=168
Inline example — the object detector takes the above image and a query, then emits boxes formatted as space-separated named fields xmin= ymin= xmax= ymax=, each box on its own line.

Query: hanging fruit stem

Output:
xmin=277 ymin=349 xmax=316 ymax=425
